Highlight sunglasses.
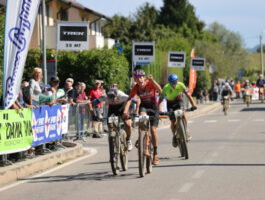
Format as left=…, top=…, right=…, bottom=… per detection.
left=107, top=93, right=116, bottom=99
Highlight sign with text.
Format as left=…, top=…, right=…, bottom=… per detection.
left=61, top=104, right=69, bottom=134
left=57, top=22, right=89, bottom=50
left=168, top=51, right=186, bottom=67
left=0, top=109, right=33, bottom=155
left=133, top=42, right=155, bottom=65
left=32, top=105, right=62, bottom=147
left=191, top=58, right=206, bottom=71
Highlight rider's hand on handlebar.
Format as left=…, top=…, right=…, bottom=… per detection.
left=122, top=113, right=130, bottom=119
left=190, top=106, right=197, bottom=111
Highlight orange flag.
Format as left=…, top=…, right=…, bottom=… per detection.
left=188, top=49, right=197, bottom=95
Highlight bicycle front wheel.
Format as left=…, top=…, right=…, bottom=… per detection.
left=146, top=133, right=153, bottom=174
left=120, top=129, right=128, bottom=171
left=138, top=130, right=146, bottom=177
left=109, top=135, right=120, bottom=175
left=179, top=119, right=189, bottom=159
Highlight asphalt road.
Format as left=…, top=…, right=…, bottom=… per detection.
left=1, top=100, right=265, bottom=200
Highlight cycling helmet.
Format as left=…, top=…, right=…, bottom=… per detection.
left=106, top=84, right=118, bottom=98
left=134, top=69, right=146, bottom=78
left=225, top=82, right=229, bottom=87
left=168, top=74, right=178, bottom=85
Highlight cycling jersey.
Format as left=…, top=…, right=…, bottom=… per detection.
left=129, top=80, right=156, bottom=106
left=256, top=78, right=265, bottom=88
left=161, top=82, right=186, bottom=103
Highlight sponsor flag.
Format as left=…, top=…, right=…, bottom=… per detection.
left=3, top=0, right=40, bottom=109
left=188, top=49, right=197, bottom=95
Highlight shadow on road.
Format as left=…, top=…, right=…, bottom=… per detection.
left=154, top=163, right=265, bottom=168
left=240, top=107, right=265, bottom=112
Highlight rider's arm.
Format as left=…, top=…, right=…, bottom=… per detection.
left=184, top=91, right=196, bottom=107
left=123, top=86, right=137, bottom=116
left=148, top=74, right=162, bottom=94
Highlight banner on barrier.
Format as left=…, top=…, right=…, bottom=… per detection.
left=32, top=105, right=62, bottom=147
left=0, top=109, right=33, bottom=155
left=61, top=104, right=69, bottom=134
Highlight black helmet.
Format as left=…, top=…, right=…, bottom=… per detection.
left=106, top=84, right=118, bottom=98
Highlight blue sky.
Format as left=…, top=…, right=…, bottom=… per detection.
left=79, top=0, right=265, bottom=49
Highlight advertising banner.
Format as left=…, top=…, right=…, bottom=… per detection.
left=132, top=42, right=155, bottom=65
left=61, top=104, right=69, bottom=134
left=3, top=0, right=40, bottom=109
left=32, top=105, right=62, bottom=147
left=188, top=49, right=197, bottom=95
left=57, top=22, right=89, bottom=51
left=0, top=109, right=33, bottom=155
left=168, top=51, right=186, bottom=68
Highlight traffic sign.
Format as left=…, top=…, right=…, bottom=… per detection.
left=168, top=51, right=186, bottom=67
left=191, top=58, right=206, bottom=71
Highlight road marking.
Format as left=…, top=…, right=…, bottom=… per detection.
left=253, top=119, right=265, bottom=122
left=228, top=119, right=240, bottom=122
left=204, top=120, right=217, bottom=123
left=192, top=170, right=205, bottom=179
left=0, top=148, right=97, bottom=193
left=188, top=120, right=193, bottom=124
left=178, top=183, right=194, bottom=193
left=211, top=152, right=219, bottom=157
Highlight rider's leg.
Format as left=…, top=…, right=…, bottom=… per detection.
left=170, top=119, right=177, bottom=134
left=124, top=119, right=132, bottom=140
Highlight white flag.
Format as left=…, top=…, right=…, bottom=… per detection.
left=3, top=0, right=40, bottom=109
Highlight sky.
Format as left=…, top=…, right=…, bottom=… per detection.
left=78, top=0, right=265, bottom=49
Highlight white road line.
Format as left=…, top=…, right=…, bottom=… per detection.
left=0, top=148, right=97, bottom=193
left=204, top=120, right=217, bottom=123
left=178, top=183, right=194, bottom=193
left=253, top=119, right=265, bottom=122
left=192, top=170, right=205, bottom=179
left=228, top=119, right=240, bottom=122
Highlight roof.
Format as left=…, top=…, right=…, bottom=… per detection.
left=59, top=0, right=112, bottom=21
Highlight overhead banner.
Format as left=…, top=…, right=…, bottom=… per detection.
left=168, top=51, right=186, bottom=68
left=32, top=105, right=63, bottom=147
left=191, top=58, right=206, bottom=71
left=3, top=0, right=40, bottom=109
left=57, top=21, right=89, bottom=51
left=0, top=109, right=33, bottom=155
left=132, top=42, right=155, bottom=65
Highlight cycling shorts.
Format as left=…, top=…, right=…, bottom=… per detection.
left=108, top=102, right=126, bottom=118
left=139, top=104, right=159, bottom=127
left=167, top=101, right=184, bottom=120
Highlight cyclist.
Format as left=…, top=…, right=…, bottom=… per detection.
left=158, top=74, right=197, bottom=147
left=123, top=69, right=162, bottom=165
left=91, top=84, right=139, bottom=151
left=220, top=82, right=233, bottom=109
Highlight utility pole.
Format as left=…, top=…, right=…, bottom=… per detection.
left=42, top=0, right=47, bottom=84
left=260, top=34, right=264, bottom=76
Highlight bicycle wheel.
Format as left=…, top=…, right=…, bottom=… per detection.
left=138, top=130, right=146, bottom=177
left=179, top=119, right=189, bottom=159
left=120, top=129, right=128, bottom=171
left=109, top=134, right=120, bottom=175
left=146, top=133, right=153, bottom=174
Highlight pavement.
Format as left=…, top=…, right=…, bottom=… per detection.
left=0, top=101, right=221, bottom=186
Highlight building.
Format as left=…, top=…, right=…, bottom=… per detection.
left=0, top=0, right=115, bottom=50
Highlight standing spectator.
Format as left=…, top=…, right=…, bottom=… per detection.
left=235, top=80, right=241, bottom=99
left=29, top=67, right=43, bottom=106
left=75, top=82, right=90, bottom=140
left=88, top=80, right=103, bottom=138
left=212, top=80, right=219, bottom=101
left=57, top=78, right=76, bottom=105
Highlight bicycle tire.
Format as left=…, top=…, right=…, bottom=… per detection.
left=109, top=135, right=120, bottom=175
left=179, top=119, right=189, bottom=159
left=120, top=129, right=128, bottom=171
left=138, top=130, right=146, bottom=177
left=146, top=133, right=153, bottom=174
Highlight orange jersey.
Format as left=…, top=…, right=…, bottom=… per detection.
left=235, top=83, right=241, bottom=92
left=130, top=80, right=156, bottom=105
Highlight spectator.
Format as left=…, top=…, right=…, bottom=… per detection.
left=235, top=80, right=241, bottom=99
left=88, top=80, right=103, bottom=138
left=57, top=78, right=76, bottom=105
left=212, top=80, right=219, bottom=101
left=29, top=67, right=43, bottom=106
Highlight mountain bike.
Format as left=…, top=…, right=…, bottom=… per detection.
left=104, top=115, right=128, bottom=175
left=133, top=114, right=154, bottom=178
left=222, top=96, right=229, bottom=116
left=160, top=108, right=195, bottom=160
left=259, top=87, right=264, bottom=103
left=245, top=88, right=251, bottom=107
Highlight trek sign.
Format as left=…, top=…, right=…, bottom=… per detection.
left=168, top=51, right=186, bottom=68
left=191, top=58, right=206, bottom=71
left=132, top=42, right=155, bottom=65
left=57, top=22, right=89, bottom=50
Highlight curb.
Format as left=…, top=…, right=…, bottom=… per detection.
left=158, top=102, right=221, bottom=128
left=0, top=143, right=85, bottom=186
